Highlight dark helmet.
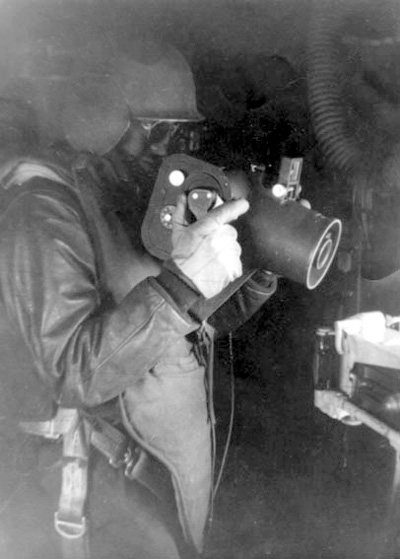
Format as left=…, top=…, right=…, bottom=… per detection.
left=112, top=40, right=203, bottom=122
left=62, top=40, right=202, bottom=155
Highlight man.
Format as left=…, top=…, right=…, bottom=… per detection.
left=0, top=39, right=277, bottom=559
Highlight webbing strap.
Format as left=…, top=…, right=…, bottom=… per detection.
left=19, top=407, right=145, bottom=559
left=20, top=408, right=91, bottom=559
left=55, top=415, right=89, bottom=538
left=85, top=414, right=132, bottom=468
left=0, top=158, right=73, bottom=191
left=54, top=411, right=90, bottom=559
left=19, top=409, right=140, bottom=471
left=59, top=533, right=91, bottom=559
left=19, top=407, right=78, bottom=440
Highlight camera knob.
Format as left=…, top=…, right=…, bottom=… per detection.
left=160, top=205, right=176, bottom=229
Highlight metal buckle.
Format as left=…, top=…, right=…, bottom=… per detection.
left=123, top=445, right=141, bottom=480
left=108, top=454, right=125, bottom=469
left=54, top=511, right=87, bottom=539
left=105, top=438, right=127, bottom=468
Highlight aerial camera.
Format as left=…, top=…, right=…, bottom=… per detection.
left=142, top=154, right=342, bottom=290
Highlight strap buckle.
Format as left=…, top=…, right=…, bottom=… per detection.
left=54, top=511, right=87, bottom=540
left=19, top=407, right=79, bottom=440
left=123, top=444, right=142, bottom=480
left=56, top=418, right=89, bottom=542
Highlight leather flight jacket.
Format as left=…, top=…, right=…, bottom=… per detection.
left=0, top=154, right=277, bottom=552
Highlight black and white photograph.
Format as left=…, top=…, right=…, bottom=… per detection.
left=0, top=1, right=400, bottom=558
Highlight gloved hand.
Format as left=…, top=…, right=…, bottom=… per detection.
left=171, top=194, right=249, bottom=299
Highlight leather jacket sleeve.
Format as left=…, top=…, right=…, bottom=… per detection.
left=187, top=267, right=277, bottom=338
left=0, top=181, right=201, bottom=410
left=208, top=270, right=277, bottom=338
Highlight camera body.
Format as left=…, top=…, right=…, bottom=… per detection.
left=142, top=154, right=232, bottom=260
left=141, top=154, right=342, bottom=290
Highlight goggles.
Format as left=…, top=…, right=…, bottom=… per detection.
left=139, top=120, right=180, bottom=144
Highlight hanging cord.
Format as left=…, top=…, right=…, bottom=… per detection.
left=212, top=331, right=236, bottom=500
left=207, top=324, right=217, bottom=532
left=203, top=330, right=236, bottom=558
left=195, top=321, right=217, bottom=533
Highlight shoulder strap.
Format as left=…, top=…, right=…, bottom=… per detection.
left=0, top=157, right=74, bottom=190
left=0, top=157, right=77, bottom=216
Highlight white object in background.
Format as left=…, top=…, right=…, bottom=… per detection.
left=334, top=311, right=387, bottom=354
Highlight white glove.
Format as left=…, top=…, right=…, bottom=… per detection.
left=171, top=194, right=249, bottom=299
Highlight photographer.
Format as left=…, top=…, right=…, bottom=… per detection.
left=0, top=39, right=276, bottom=559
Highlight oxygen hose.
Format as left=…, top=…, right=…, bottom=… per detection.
left=307, top=0, right=364, bottom=176
left=308, top=0, right=400, bottom=178
left=307, top=0, right=400, bottom=279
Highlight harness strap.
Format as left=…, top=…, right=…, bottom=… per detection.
left=82, top=413, right=142, bottom=477
left=55, top=413, right=89, bottom=539
left=19, top=408, right=143, bottom=559
left=20, top=409, right=142, bottom=473
left=21, top=408, right=90, bottom=559
left=19, top=407, right=78, bottom=440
